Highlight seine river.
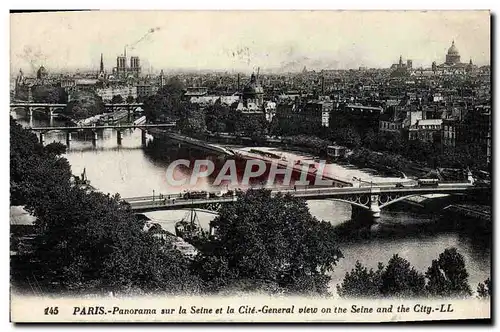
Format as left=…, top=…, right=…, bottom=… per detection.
left=12, top=110, right=491, bottom=294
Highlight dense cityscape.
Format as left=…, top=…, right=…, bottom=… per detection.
left=11, top=31, right=491, bottom=301
left=12, top=40, right=491, bottom=171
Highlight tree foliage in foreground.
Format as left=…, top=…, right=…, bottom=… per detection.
left=477, top=278, right=491, bottom=299
left=191, top=189, right=343, bottom=295
left=336, top=261, right=384, bottom=298
left=380, top=254, right=426, bottom=298
left=10, top=117, right=201, bottom=294
left=425, top=248, right=472, bottom=298
left=337, top=248, right=478, bottom=299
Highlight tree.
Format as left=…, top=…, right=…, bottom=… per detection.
left=362, top=128, right=377, bottom=149
left=30, top=187, right=202, bottom=294
left=425, top=248, right=472, bottom=298
left=192, top=189, right=343, bottom=295
left=404, top=140, right=434, bottom=164
left=477, top=278, right=491, bottom=299
left=142, top=77, right=186, bottom=122
left=31, top=85, right=68, bottom=104
left=380, top=254, right=426, bottom=298
left=378, top=132, right=404, bottom=154
left=126, top=95, right=135, bottom=104
left=10, top=117, right=203, bottom=295
left=177, top=108, right=207, bottom=138
left=239, top=114, right=268, bottom=138
left=205, top=101, right=230, bottom=133
left=337, top=127, right=361, bottom=148
left=337, top=249, right=478, bottom=299
left=111, top=94, right=124, bottom=104
left=66, top=91, right=105, bottom=120
left=44, top=142, right=67, bottom=156
left=337, top=261, right=384, bottom=298
left=10, top=117, right=72, bottom=206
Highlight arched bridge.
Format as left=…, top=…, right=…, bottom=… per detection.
left=27, top=123, right=176, bottom=147
left=123, top=184, right=489, bottom=221
left=10, top=102, right=144, bottom=116
left=10, top=102, right=68, bottom=116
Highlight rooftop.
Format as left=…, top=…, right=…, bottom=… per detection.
left=417, top=119, right=443, bottom=126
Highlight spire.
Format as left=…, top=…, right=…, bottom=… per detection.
left=399, top=55, right=403, bottom=65
left=159, top=69, right=165, bottom=87
left=100, top=53, right=104, bottom=72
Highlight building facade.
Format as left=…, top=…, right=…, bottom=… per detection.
left=113, top=52, right=141, bottom=79
left=408, top=119, right=443, bottom=143
left=96, top=85, right=138, bottom=101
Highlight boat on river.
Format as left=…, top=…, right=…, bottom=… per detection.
left=133, top=115, right=146, bottom=125
left=174, top=209, right=206, bottom=243
left=72, top=168, right=95, bottom=190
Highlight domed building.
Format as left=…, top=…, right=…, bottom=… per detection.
left=236, top=72, right=264, bottom=112
left=437, top=40, right=476, bottom=74
left=242, top=73, right=264, bottom=107
left=36, top=65, right=48, bottom=80
left=445, top=40, right=461, bottom=65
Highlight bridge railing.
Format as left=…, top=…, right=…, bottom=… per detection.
left=123, top=183, right=488, bottom=210
left=128, top=196, right=237, bottom=209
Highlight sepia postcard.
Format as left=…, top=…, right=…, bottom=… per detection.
left=9, top=10, right=491, bottom=323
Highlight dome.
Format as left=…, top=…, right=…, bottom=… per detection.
left=36, top=65, right=48, bottom=79
left=243, top=84, right=264, bottom=95
left=447, top=41, right=459, bottom=56
left=242, top=73, right=264, bottom=95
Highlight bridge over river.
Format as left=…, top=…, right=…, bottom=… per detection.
left=124, top=183, right=489, bottom=223
left=26, top=123, right=176, bottom=146
left=10, top=102, right=145, bottom=128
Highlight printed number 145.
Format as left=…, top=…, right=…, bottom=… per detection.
left=44, top=307, right=59, bottom=315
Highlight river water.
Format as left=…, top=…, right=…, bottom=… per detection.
left=11, top=110, right=491, bottom=294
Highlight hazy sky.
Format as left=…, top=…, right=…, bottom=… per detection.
left=10, top=10, right=490, bottom=74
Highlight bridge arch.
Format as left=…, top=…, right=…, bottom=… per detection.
left=378, top=192, right=463, bottom=209
left=32, top=107, right=49, bottom=113
left=11, top=107, right=26, bottom=113
left=183, top=208, right=220, bottom=216
left=323, top=198, right=370, bottom=210
left=51, top=106, right=66, bottom=112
